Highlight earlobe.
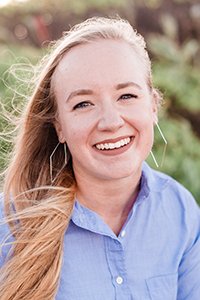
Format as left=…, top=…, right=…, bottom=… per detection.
left=54, top=120, right=65, bottom=143
left=152, top=90, right=158, bottom=126
left=153, top=114, right=158, bottom=126
left=153, top=105, right=158, bottom=125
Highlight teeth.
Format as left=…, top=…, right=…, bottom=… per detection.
left=96, top=137, right=131, bottom=150
left=109, top=143, right=115, bottom=149
left=105, top=143, right=109, bottom=149
left=115, top=141, right=121, bottom=148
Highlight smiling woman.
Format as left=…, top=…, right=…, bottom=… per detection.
left=0, top=16, right=200, bottom=300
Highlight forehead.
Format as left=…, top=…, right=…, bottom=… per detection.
left=53, top=39, right=147, bottom=91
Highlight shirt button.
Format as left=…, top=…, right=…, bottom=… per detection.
left=116, top=276, right=123, bottom=284
left=121, top=230, right=126, bottom=237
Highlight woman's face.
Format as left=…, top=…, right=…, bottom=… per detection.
left=53, top=39, right=158, bottom=183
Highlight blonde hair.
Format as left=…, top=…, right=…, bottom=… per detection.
left=1, top=16, right=160, bottom=299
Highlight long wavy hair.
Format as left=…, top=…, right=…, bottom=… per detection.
left=0, top=16, right=160, bottom=299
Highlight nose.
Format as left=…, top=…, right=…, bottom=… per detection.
left=97, top=104, right=124, bottom=132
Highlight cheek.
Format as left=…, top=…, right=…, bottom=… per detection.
left=129, top=108, right=154, bottom=147
left=128, top=107, right=154, bottom=130
left=63, top=119, right=88, bottom=151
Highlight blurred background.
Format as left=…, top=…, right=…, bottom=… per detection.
left=0, top=0, right=200, bottom=204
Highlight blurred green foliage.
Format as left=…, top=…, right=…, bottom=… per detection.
left=146, top=114, right=200, bottom=205
left=7, top=0, right=125, bottom=13
left=0, top=44, right=43, bottom=189
left=146, top=13, right=200, bottom=205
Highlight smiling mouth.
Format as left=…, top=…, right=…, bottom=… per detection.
left=95, top=137, right=132, bottom=150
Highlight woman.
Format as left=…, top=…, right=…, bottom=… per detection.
left=0, top=17, right=200, bottom=300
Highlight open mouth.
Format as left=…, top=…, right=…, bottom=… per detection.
left=95, top=137, right=132, bottom=151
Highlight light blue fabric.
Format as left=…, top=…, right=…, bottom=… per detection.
left=0, top=162, right=200, bottom=299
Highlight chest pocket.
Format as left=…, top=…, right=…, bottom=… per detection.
left=146, top=273, right=178, bottom=300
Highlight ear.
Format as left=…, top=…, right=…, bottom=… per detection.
left=152, top=90, right=158, bottom=126
left=54, top=120, right=65, bottom=143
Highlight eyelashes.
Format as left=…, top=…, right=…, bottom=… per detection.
left=73, top=101, right=92, bottom=110
left=73, top=94, right=139, bottom=110
left=120, top=93, right=138, bottom=99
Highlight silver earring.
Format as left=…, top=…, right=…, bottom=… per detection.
left=150, top=123, right=167, bottom=168
left=50, top=142, right=68, bottom=183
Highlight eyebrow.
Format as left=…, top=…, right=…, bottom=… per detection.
left=66, top=82, right=142, bottom=103
left=66, top=89, right=94, bottom=103
left=115, top=82, right=142, bottom=90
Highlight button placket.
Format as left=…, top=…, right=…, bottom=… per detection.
left=104, top=236, right=132, bottom=299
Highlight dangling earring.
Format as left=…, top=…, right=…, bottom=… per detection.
left=150, top=123, right=167, bottom=168
left=50, top=142, right=68, bottom=183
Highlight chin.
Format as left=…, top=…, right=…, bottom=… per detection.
left=100, top=166, right=142, bottom=181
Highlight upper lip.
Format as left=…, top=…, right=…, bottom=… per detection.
left=93, top=135, right=133, bottom=145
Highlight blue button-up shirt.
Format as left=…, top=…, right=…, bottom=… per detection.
left=1, top=162, right=200, bottom=299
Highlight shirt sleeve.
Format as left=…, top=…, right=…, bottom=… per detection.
left=177, top=191, right=200, bottom=300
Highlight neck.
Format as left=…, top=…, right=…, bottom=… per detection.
left=75, top=170, right=141, bottom=236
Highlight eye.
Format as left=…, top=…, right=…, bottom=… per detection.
left=120, top=94, right=138, bottom=100
left=73, top=101, right=92, bottom=110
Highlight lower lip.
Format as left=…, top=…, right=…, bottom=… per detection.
left=93, top=137, right=134, bottom=156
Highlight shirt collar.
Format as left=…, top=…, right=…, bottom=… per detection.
left=71, top=162, right=171, bottom=236
left=141, top=161, right=172, bottom=193
left=71, top=198, right=116, bottom=238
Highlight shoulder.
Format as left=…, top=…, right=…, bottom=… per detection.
left=0, top=193, right=13, bottom=267
left=0, top=193, right=7, bottom=226
left=143, top=161, right=198, bottom=204
left=142, top=162, right=200, bottom=236
left=142, top=162, right=200, bottom=223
